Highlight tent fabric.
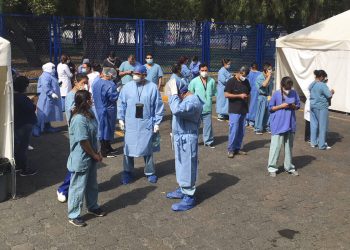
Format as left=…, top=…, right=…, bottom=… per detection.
left=276, top=10, right=350, bottom=113
left=0, top=37, right=14, bottom=163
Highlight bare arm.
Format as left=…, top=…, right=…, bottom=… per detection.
left=158, top=77, right=163, bottom=90
left=224, top=92, right=248, bottom=100
left=271, top=102, right=289, bottom=112
left=262, top=73, right=272, bottom=88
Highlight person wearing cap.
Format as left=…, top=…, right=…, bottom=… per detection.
left=117, top=65, right=164, bottom=184
left=119, top=54, right=140, bottom=85
left=144, top=52, right=163, bottom=89
left=224, top=66, right=251, bottom=158
left=34, top=62, right=63, bottom=136
left=92, top=67, right=119, bottom=158
left=78, top=58, right=90, bottom=74
left=188, top=63, right=217, bottom=148
left=166, top=78, right=203, bottom=211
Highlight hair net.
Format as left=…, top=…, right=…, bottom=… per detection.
left=102, top=67, right=118, bottom=78
left=134, top=65, right=147, bottom=75
left=82, top=58, right=90, bottom=64
left=42, top=62, right=55, bottom=74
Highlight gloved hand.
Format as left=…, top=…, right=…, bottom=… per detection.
left=168, top=79, right=178, bottom=95
left=51, top=93, right=59, bottom=99
left=153, top=124, right=159, bottom=133
left=119, top=120, right=125, bottom=131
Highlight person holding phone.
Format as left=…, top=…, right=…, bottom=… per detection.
left=117, top=65, right=165, bottom=184
left=267, top=76, right=300, bottom=177
left=119, top=54, right=140, bottom=85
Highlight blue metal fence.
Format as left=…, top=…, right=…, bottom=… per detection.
left=0, top=14, right=290, bottom=77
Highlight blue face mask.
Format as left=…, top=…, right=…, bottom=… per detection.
left=81, top=68, right=87, bottom=74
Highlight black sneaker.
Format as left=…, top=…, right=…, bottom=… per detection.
left=68, top=217, right=87, bottom=227
left=106, top=151, right=118, bottom=158
left=204, top=143, right=215, bottom=149
left=88, top=208, right=106, bottom=217
left=20, top=168, right=37, bottom=177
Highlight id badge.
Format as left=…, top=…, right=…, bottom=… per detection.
left=267, top=96, right=271, bottom=101
left=135, top=103, right=144, bottom=118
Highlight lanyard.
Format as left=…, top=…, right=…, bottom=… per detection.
left=200, top=77, right=207, bottom=91
left=136, top=83, right=144, bottom=102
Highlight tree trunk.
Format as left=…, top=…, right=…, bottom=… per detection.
left=92, top=0, right=110, bottom=61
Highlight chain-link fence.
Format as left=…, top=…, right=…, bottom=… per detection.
left=0, top=14, right=298, bottom=78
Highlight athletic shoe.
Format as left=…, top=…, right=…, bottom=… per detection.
left=68, top=218, right=86, bottom=227
left=166, top=187, right=184, bottom=199
left=87, top=208, right=106, bottom=217
left=269, top=172, right=277, bottom=177
left=217, top=117, right=225, bottom=122
left=57, top=191, right=67, bottom=203
left=19, top=168, right=37, bottom=177
left=147, top=174, right=158, bottom=183
left=171, top=195, right=196, bottom=211
left=255, top=131, right=263, bottom=135
left=204, top=143, right=215, bottom=149
left=234, top=150, right=247, bottom=155
left=289, top=171, right=299, bottom=176
left=310, top=144, right=317, bottom=148
left=227, top=152, right=234, bottom=158
left=106, top=151, right=118, bottom=158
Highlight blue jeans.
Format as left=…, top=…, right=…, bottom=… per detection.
left=227, top=114, right=246, bottom=152
left=14, top=124, right=33, bottom=171
left=310, top=107, right=328, bottom=149
left=67, top=163, right=99, bottom=219
left=201, top=113, right=214, bottom=145
left=58, top=171, right=72, bottom=197
left=254, top=95, right=270, bottom=132
left=123, top=154, right=155, bottom=175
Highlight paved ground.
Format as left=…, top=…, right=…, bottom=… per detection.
left=1, top=104, right=350, bottom=250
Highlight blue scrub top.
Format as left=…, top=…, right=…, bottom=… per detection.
left=65, top=90, right=76, bottom=122
left=309, top=81, right=332, bottom=109
left=67, top=114, right=98, bottom=172
left=145, top=63, right=163, bottom=84
left=256, top=73, right=274, bottom=95
left=119, top=61, right=140, bottom=85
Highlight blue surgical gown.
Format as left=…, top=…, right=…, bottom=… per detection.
left=169, top=94, right=203, bottom=189
left=36, top=72, right=63, bottom=130
left=189, top=61, right=200, bottom=78
left=170, top=73, right=188, bottom=87
left=246, top=71, right=261, bottom=122
left=181, top=64, right=191, bottom=84
left=119, top=61, right=141, bottom=85
left=117, top=80, right=164, bottom=157
left=216, top=66, right=231, bottom=115
left=145, top=63, right=163, bottom=85
left=92, top=78, right=119, bottom=141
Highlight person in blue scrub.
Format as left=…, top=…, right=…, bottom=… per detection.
left=117, top=65, right=165, bottom=184
left=216, top=58, right=232, bottom=121
left=119, top=54, right=140, bottom=85
left=267, top=76, right=300, bottom=177
left=178, top=55, right=191, bottom=84
left=35, top=62, right=63, bottom=136
left=254, top=62, right=274, bottom=135
left=170, top=63, right=187, bottom=87
left=92, top=67, right=119, bottom=158
left=57, top=74, right=89, bottom=203
left=67, top=90, right=106, bottom=227
left=224, top=66, right=251, bottom=158
left=245, top=62, right=261, bottom=127
left=166, top=78, right=203, bottom=211
left=144, top=52, right=163, bottom=89
left=309, top=70, right=334, bottom=150
left=189, top=56, right=201, bottom=78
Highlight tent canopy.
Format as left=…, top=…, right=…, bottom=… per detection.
left=275, top=10, right=350, bottom=113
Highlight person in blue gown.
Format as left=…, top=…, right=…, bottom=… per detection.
left=166, top=78, right=203, bottom=211
left=117, top=65, right=165, bottom=184
left=144, top=52, right=163, bottom=89
left=216, top=58, right=232, bottom=121
left=35, top=62, right=63, bottom=136
left=245, top=63, right=261, bottom=127
left=178, top=56, right=191, bottom=84
left=189, top=56, right=201, bottom=78
left=92, top=67, right=119, bottom=158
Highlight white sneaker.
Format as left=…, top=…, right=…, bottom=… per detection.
left=28, top=145, right=34, bottom=150
left=57, top=191, right=67, bottom=203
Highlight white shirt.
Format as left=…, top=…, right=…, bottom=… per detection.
left=57, top=63, right=73, bottom=97
left=87, top=71, right=100, bottom=93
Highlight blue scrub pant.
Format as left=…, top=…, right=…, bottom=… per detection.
left=310, top=107, right=329, bottom=149
left=68, top=163, right=99, bottom=219
left=227, top=114, right=246, bottom=153
left=254, top=95, right=270, bottom=132
left=61, top=96, right=66, bottom=112
left=267, top=132, right=295, bottom=173
left=123, top=154, right=155, bottom=176
left=174, top=134, right=198, bottom=196
left=201, top=113, right=214, bottom=145
left=58, top=171, right=72, bottom=196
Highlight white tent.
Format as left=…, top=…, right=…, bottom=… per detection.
left=275, top=10, right=350, bottom=113
left=0, top=37, right=16, bottom=197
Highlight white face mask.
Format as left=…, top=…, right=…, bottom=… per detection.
left=146, top=59, right=153, bottom=64
left=239, top=76, right=246, bottom=81
left=283, top=89, right=290, bottom=95
left=200, top=71, right=208, bottom=78
left=133, top=75, right=141, bottom=82
left=84, top=84, right=88, bottom=91
left=225, top=64, right=231, bottom=70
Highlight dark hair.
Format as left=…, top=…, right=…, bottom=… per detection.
left=75, top=74, right=89, bottom=83
left=314, top=69, right=327, bottom=79
left=281, top=76, right=294, bottom=101
left=92, top=63, right=102, bottom=73
left=128, top=54, right=136, bottom=59
left=199, top=63, right=208, bottom=70
left=192, top=56, right=198, bottom=62
left=146, top=52, right=153, bottom=58
left=239, top=66, right=250, bottom=76
left=222, top=58, right=231, bottom=66
left=171, top=63, right=182, bottom=74
left=178, top=56, right=188, bottom=65
left=70, top=90, right=94, bottom=124
left=109, top=51, right=116, bottom=58
left=251, top=62, right=258, bottom=70
left=84, top=63, right=92, bottom=70
left=13, top=76, right=29, bottom=93
left=263, top=62, right=272, bottom=72
left=61, top=54, right=68, bottom=63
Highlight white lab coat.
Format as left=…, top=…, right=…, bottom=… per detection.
left=57, top=63, right=73, bottom=97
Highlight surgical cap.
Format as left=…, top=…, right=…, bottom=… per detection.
left=134, top=65, right=147, bottom=75
left=42, top=62, right=55, bottom=74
